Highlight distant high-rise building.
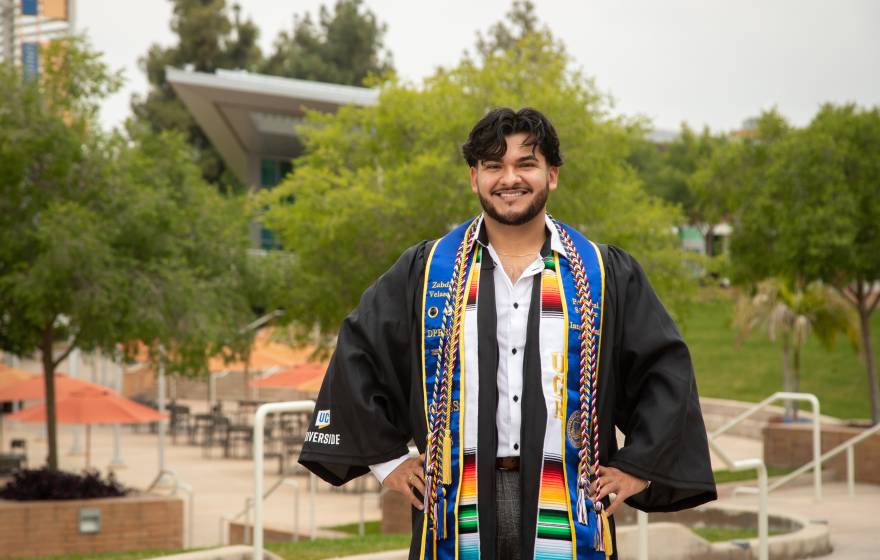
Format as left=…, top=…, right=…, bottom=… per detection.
left=0, top=0, right=76, bottom=78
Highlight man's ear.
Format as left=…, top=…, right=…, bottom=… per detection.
left=470, top=166, right=479, bottom=194
left=548, top=166, right=559, bottom=192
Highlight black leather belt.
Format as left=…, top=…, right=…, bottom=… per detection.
left=495, top=457, right=520, bottom=471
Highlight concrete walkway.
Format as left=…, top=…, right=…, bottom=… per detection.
left=719, top=481, right=880, bottom=559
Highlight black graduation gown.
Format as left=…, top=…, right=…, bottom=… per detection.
left=298, top=240, right=717, bottom=558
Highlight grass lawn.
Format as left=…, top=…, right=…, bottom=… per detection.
left=683, top=288, right=879, bottom=420
left=22, top=551, right=196, bottom=560
left=266, top=533, right=410, bottom=560
left=712, top=466, right=793, bottom=484
left=692, top=526, right=782, bottom=542
left=263, top=520, right=408, bottom=560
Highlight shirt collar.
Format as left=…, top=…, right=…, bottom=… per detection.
left=475, top=212, right=568, bottom=258
left=544, top=213, right=567, bottom=257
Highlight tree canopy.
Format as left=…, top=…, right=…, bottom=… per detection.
left=260, top=0, right=392, bottom=85
left=261, top=25, right=693, bottom=337
left=0, top=38, right=264, bottom=468
left=729, top=104, right=880, bottom=422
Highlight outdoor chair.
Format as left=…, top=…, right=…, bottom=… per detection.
left=168, top=402, right=191, bottom=444
left=0, top=453, right=24, bottom=476
left=9, top=439, right=26, bottom=467
left=276, top=433, right=306, bottom=475
left=201, top=414, right=230, bottom=458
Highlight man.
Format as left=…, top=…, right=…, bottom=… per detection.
left=299, top=108, right=716, bottom=560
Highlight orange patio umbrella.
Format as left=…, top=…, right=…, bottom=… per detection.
left=0, top=364, right=38, bottom=449
left=207, top=330, right=310, bottom=373
left=250, top=362, right=327, bottom=392
left=8, top=387, right=166, bottom=467
left=0, top=364, right=35, bottom=391
left=0, top=372, right=104, bottom=402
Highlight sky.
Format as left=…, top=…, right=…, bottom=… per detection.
left=77, top=0, right=880, bottom=134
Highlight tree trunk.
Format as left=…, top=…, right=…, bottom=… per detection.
left=792, top=348, right=801, bottom=421
left=782, top=335, right=795, bottom=420
left=704, top=225, right=715, bottom=257
left=40, top=328, right=59, bottom=471
left=855, top=282, right=879, bottom=424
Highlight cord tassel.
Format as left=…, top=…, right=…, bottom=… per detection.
left=441, top=429, right=452, bottom=484
left=594, top=503, right=605, bottom=552
left=576, top=485, right=589, bottom=525
left=434, top=488, right=447, bottom=540
left=602, top=508, right=613, bottom=558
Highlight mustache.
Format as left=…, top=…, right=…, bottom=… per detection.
left=491, top=184, right=532, bottom=193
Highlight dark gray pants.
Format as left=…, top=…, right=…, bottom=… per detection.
left=496, top=469, right=521, bottom=560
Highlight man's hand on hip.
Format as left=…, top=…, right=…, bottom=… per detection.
left=382, top=453, right=425, bottom=510
left=591, top=465, right=650, bottom=516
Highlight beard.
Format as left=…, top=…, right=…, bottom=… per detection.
left=478, top=181, right=550, bottom=226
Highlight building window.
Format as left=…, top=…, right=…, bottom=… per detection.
left=258, top=159, right=293, bottom=250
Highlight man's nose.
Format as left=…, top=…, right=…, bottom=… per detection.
left=500, top=165, right=520, bottom=186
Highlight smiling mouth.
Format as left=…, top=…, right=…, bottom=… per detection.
left=494, top=188, right=530, bottom=200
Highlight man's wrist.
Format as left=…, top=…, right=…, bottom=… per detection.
left=369, top=454, right=410, bottom=484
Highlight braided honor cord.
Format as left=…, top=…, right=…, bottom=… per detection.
left=425, top=218, right=479, bottom=540
left=552, top=219, right=604, bottom=544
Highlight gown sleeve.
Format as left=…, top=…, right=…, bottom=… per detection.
left=602, top=245, right=717, bottom=512
left=298, top=241, right=431, bottom=486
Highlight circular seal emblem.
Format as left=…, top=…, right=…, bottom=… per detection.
left=428, top=306, right=439, bottom=318
left=566, top=412, right=584, bottom=448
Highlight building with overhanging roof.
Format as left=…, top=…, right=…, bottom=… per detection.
left=166, top=67, right=378, bottom=248
left=166, top=67, right=378, bottom=189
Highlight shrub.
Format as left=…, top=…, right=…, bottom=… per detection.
left=0, top=468, right=131, bottom=501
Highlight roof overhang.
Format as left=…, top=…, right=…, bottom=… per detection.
left=166, top=67, right=378, bottom=185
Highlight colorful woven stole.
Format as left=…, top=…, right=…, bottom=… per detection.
left=421, top=215, right=608, bottom=560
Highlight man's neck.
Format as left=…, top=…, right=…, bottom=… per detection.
left=483, top=211, right=547, bottom=257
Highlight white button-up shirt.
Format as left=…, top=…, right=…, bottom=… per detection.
left=370, top=215, right=567, bottom=483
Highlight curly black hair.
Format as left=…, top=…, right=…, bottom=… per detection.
left=461, top=107, right=563, bottom=168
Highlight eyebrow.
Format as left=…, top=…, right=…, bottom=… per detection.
left=480, top=154, right=539, bottom=166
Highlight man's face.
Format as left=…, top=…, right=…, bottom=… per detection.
left=470, top=132, right=559, bottom=226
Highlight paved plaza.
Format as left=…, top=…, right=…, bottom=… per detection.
left=2, top=398, right=381, bottom=548
left=2, top=399, right=878, bottom=558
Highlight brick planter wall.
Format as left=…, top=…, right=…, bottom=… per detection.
left=381, top=488, right=413, bottom=535
left=0, top=493, right=183, bottom=559
left=763, top=422, right=880, bottom=484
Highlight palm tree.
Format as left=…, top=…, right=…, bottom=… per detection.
left=734, top=278, right=859, bottom=420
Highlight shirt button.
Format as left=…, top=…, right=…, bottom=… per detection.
left=512, top=348, right=517, bottom=355
left=513, top=302, right=519, bottom=309
left=513, top=395, right=519, bottom=403
left=513, top=443, right=519, bottom=451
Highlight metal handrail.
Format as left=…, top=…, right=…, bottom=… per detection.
left=219, top=473, right=315, bottom=544
left=146, top=469, right=195, bottom=548
left=252, top=400, right=316, bottom=560
left=700, top=392, right=820, bottom=560
left=711, top=391, right=822, bottom=501
left=735, top=420, right=880, bottom=498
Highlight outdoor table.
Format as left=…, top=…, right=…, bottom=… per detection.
left=235, top=399, right=268, bottom=425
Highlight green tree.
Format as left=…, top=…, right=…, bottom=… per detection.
left=0, top=39, right=258, bottom=469
left=131, top=0, right=261, bottom=193
left=731, top=104, right=880, bottom=423
left=260, top=26, right=693, bottom=337
left=734, top=279, right=858, bottom=419
left=473, top=1, right=546, bottom=60
left=260, top=0, right=392, bottom=85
